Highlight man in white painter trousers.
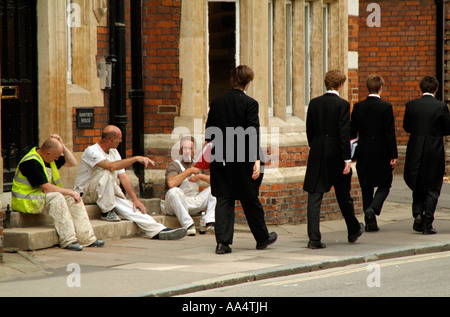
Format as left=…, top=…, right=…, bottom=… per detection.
left=161, top=136, right=216, bottom=236
left=74, top=125, right=187, bottom=240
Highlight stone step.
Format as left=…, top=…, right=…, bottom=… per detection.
left=7, top=198, right=164, bottom=228
left=3, top=198, right=202, bottom=251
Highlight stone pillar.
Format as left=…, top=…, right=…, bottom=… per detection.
left=37, top=0, right=71, bottom=144
left=175, top=0, right=208, bottom=134
left=239, top=0, right=269, bottom=127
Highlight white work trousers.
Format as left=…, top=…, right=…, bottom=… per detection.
left=161, top=186, right=216, bottom=228
left=83, top=168, right=165, bottom=238
left=43, top=192, right=97, bottom=248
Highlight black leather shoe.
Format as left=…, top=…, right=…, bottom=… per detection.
left=88, top=240, right=105, bottom=247
left=65, top=242, right=83, bottom=251
left=348, top=223, right=364, bottom=243
left=215, top=243, right=232, bottom=254
left=413, top=215, right=423, bottom=232
left=307, top=240, right=326, bottom=249
left=364, top=207, right=379, bottom=232
left=422, top=228, right=437, bottom=235
left=256, top=232, right=278, bottom=250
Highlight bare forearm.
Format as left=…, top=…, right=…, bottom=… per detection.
left=62, top=145, right=78, bottom=167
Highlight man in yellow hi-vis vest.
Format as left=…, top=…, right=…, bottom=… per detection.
left=12, top=135, right=104, bottom=251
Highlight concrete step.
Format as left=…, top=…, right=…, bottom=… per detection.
left=3, top=198, right=201, bottom=251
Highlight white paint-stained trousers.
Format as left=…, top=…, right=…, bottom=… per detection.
left=161, top=186, right=216, bottom=228
left=43, top=192, right=97, bottom=248
left=82, top=169, right=166, bottom=238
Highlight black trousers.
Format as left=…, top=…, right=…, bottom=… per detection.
left=412, top=180, right=443, bottom=229
left=307, top=171, right=360, bottom=242
left=361, top=173, right=393, bottom=215
left=215, top=196, right=270, bottom=245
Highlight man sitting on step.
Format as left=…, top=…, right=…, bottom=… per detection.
left=161, top=136, right=216, bottom=236
left=12, top=134, right=104, bottom=251
left=74, top=125, right=187, bottom=240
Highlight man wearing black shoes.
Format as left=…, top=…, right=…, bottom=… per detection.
left=403, top=76, right=450, bottom=234
left=351, top=74, right=398, bottom=232
left=304, top=70, right=363, bottom=249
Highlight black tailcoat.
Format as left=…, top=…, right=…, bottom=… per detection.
left=403, top=95, right=450, bottom=191
left=303, top=93, right=351, bottom=193
left=350, top=96, right=398, bottom=187
left=205, top=89, right=263, bottom=199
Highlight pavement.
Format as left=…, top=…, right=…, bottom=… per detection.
left=1, top=174, right=450, bottom=298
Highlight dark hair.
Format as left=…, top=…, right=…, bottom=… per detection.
left=366, top=74, right=385, bottom=94
left=324, top=70, right=346, bottom=91
left=231, top=65, right=254, bottom=90
left=419, top=76, right=439, bottom=94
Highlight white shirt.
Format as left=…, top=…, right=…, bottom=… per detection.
left=368, top=94, right=381, bottom=98
left=74, top=143, right=125, bottom=193
left=326, top=90, right=340, bottom=96
left=422, top=93, right=435, bottom=97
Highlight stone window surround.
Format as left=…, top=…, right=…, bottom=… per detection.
left=176, top=0, right=349, bottom=137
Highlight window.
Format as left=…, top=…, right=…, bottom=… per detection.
left=305, top=2, right=312, bottom=112
left=286, top=0, right=293, bottom=116
left=268, top=0, right=274, bottom=117
left=323, top=3, right=329, bottom=86
left=66, top=0, right=74, bottom=84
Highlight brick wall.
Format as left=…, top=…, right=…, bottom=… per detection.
left=0, top=210, right=4, bottom=263
left=358, top=0, right=437, bottom=147
left=141, top=0, right=182, bottom=135
left=445, top=4, right=450, bottom=176
left=236, top=178, right=363, bottom=225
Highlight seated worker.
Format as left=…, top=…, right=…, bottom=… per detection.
left=12, top=135, right=104, bottom=251
left=161, top=136, right=216, bottom=236
left=74, top=125, right=187, bottom=240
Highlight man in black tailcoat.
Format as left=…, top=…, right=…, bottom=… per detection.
left=350, top=74, right=398, bottom=232
left=205, top=65, right=277, bottom=254
left=303, top=69, right=363, bottom=249
left=403, top=76, right=450, bottom=234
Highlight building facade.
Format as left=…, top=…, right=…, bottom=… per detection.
left=0, top=0, right=447, bottom=224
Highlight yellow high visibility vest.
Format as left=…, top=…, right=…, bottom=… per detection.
left=11, top=147, right=63, bottom=214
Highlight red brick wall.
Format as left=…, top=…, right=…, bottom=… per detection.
left=141, top=0, right=182, bottom=135
left=73, top=0, right=183, bottom=154
left=358, top=0, right=437, bottom=147
left=235, top=178, right=363, bottom=225
left=0, top=210, right=4, bottom=263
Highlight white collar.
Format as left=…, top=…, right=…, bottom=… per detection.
left=326, top=90, right=340, bottom=96
left=422, top=93, right=434, bottom=97
left=368, top=94, right=381, bottom=98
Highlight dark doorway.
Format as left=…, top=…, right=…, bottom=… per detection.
left=0, top=0, right=38, bottom=191
left=208, top=1, right=237, bottom=103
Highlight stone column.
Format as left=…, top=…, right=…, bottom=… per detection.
left=175, top=0, right=208, bottom=135
left=239, top=0, right=269, bottom=127
left=37, top=0, right=70, bottom=144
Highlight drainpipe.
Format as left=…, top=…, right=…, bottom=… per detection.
left=435, top=0, right=445, bottom=102
left=129, top=0, right=145, bottom=197
left=108, top=0, right=127, bottom=157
